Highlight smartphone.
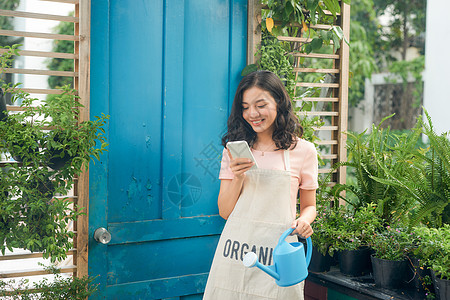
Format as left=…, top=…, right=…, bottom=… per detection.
left=226, top=141, right=258, bottom=170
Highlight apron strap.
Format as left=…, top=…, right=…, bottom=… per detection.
left=284, top=150, right=291, bottom=172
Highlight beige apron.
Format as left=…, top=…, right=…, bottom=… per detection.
left=203, top=150, right=304, bottom=300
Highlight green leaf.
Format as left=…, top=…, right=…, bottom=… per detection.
left=323, top=0, right=338, bottom=17
left=332, top=26, right=349, bottom=45
left=285, top=1, right=294, bottom=17
left=311, top=38, right=323, bottom=50
left=241, top=64, right=258, bottom=76
left=304, top=44, right=313, bottom=54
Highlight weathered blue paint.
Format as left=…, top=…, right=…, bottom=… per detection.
left=89, top=0, right=247, bottom=298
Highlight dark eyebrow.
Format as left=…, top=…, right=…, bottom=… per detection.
left=242, top=99, right=267, bottom=105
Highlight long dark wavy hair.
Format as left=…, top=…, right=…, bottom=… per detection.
left=222, top=70, right=302, bottom=150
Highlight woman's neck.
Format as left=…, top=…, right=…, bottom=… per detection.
left=256, top=131, right=274, bottom=146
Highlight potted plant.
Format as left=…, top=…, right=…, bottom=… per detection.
left=413, top=225, right=450, bottom=300
left=0, top=45, right=109, bottom=261
left=327, top=203, right=381, bottom=276
left=310, top=201, right=335, bottom=272
left=370, top=110, right=449, bottom=228
left=330, top=115, right=419, bottom=226
left=369, top=225, right=414, bottom=289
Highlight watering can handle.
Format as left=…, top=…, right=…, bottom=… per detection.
left=279, top=228, right=313, bottom=267
left=278, top=227, right=295, bottom=244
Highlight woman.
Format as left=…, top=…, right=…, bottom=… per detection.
left=203, top=70, right=318, bottom=299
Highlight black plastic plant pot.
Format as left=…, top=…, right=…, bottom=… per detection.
left=371, top=255, right=408, bottom=289
left=339, top=247, right=372, bottom=276
left=23, top=177, right=55, bottom=203
left=409, top=256, right=434, bottom=293
left=48, top=152, right=74, bottom=170
left=0, top=88, right=7, bottom=122
left=46, top=134, right=76, bottom=170
left=431, top=270, right=450, bottom=300
left=309, top=247, right=333, bottom=273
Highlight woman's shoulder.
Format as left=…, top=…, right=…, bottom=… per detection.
left=291, top=137, right=317, bottom=154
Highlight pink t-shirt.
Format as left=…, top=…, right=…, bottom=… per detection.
left=219, top=138, right=319, bottom=215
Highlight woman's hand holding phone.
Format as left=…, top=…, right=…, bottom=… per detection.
left=227, top=148, right=255, bottom=178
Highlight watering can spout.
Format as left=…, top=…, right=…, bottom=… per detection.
left=243, top=252, right=280, bottom=281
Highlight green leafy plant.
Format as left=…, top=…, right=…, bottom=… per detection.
left=413, top=225, right=450, bottom=280
left=261, top=0, right=350, bottom=54
left=0, top=45, right=109, bottom=261
left=369, top=225, right=414, bottom=261
left=326, top=203, right=381, bottom=255
left=370, top=110, right=450, bottom=228
left=254, top=31, right=296, bottom=98
left=330, top=114, right=421, bottom=225
left=0, top=265, right=98, bottom=299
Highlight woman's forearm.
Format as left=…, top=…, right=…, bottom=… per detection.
left=298, top=205, right=317, bottom=224
left=217, top=176, right=245, bottom=220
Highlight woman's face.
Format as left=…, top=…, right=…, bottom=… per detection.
left=241, top=86, right=277, bottom=136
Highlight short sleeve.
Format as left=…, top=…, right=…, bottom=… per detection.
left=219, top=148, right=234, bottom=180
left=299, top=142, right=319, bottom=190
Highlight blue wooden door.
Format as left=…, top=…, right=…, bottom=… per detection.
left=89, top=1, right=247, bottom=299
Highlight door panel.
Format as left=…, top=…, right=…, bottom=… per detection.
left=89, top=0, right=247, bottom=298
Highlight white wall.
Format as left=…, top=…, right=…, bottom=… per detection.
left=423, top=0, right=450, bottom=135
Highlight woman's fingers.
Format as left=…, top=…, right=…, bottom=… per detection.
left=229, top=158, right=254, bottom=177
left=291, top=218, right=314, bottom=238
left=231, top=162, right=254, bottom=176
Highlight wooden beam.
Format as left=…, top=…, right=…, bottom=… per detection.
left=0, top=48, right=77, bottom=59
left=75, top=0, right=90, bottom=279
left=291, top=52, right=340, bottom=59
left=247, top=0, right=262, bottom=65
left=296, top=82, right=339, bottom=88
left=278, top=36, right=335, bottom=45
left=295, top=97, right=339, bottom=102
left=297, top=111, right=339, bottom=117
left=294, top=68, right=339, bottom=74
left=0, top=250, right=76, bottom=261
left=8, top=88, right=71, bottom=95
left=3, top=68, right=78, bottom=77
left=0, top=29, right=78, bottom=41
left=0, top=266, right=76, bottom=279
left=0, top=9, right=79, bottom=22
left=337, top=1, right=350, bottom=187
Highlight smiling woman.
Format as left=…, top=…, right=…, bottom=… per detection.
left=203, top=70, right=318, bottom=300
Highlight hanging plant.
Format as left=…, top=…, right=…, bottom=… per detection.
left=0, top=45, right=109, bottom=261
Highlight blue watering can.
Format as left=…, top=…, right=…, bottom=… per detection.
left=242, top=228, right=312, bottom=287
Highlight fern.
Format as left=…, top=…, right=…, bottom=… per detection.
left=331, top=114, right=416, bottom=224
left=370, top=109, right=449, bottom=228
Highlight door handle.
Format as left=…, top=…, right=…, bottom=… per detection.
left=94, top=227, right=111, bottom=244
